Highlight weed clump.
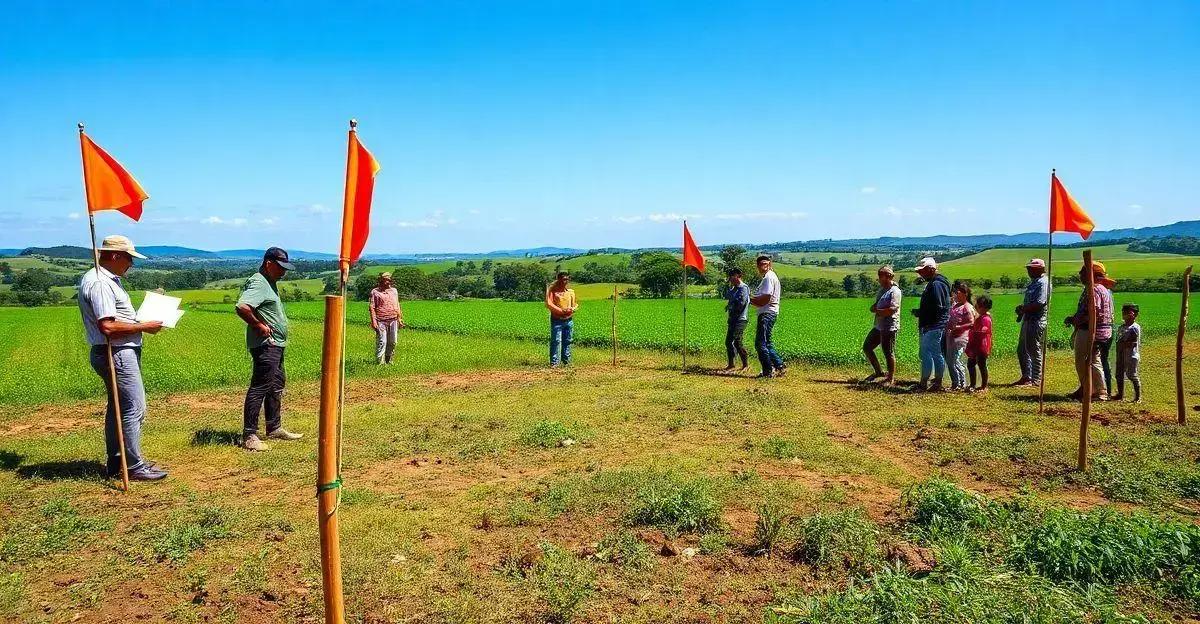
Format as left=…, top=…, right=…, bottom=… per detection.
left=625, top=471, right=722, bottom=535
left=520, top=420, right=580, bottom=449
left=0, top=499, right=111, bottom=563
left=151, top=506, right=235, bottom=563
left=595, top=530, right=653, bottom=571
left=529, top=543, right=595, bottom=623
left=751, top=502, right=791, bottom=557
left=792, top=509, right=883, bottom=574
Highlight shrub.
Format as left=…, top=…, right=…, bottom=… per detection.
left=595, top=530, right=653, bottom=571
left=151, top=506, right=235, bottom=563
left=761, top=436, right=799, bottom=460
left=530, top=543, right=596, bottom=623
left=625, top=472, right=722, bottom=535
left=520, top=420, right=577, bottom=449
left=751, top=502, right=791, bottom=556
left=792, top=509, right=883, bottom=574
left=901, top=477, right=992, bottom=535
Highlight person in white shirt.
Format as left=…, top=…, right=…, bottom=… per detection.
left=749, top=255, right=786, bottom=378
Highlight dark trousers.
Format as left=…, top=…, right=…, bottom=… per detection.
left=1096, top=337, right=1113, bottom=396
left=968, top=355, right=989, bottom=388
left=754, top=313, right=785, bottom=374
left=725, top=318, right=748, bottom=367
left=244, top=345, right=286, bottom=436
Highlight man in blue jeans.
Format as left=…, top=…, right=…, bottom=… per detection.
left=78, top=235, right=167, bottom=482
left=911, top=257, right=951, bottom=391
left=545, top=271, right=578, bottom=367
left=750, top=255, right=786, bottom=378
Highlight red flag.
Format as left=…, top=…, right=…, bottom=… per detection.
left=1049, top=172, right=1094, bottom=240
left=339, top=128, right=381, bottom=266
left=682, top=222, right=705, bottom=272
left=80, top=133, right=148, bottom=221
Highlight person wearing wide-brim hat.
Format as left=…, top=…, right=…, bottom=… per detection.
left=369, top=271, right=403, bottom=365
left=235, top=247, right=303, bottom=451
left=78, top=235, right=168, bottom=481
left=1013, top=258, right=1050, bottom=387
left=1063, top=260, right=1115, bottom=401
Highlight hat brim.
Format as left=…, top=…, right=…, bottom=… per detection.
left=275, top=260, right=295, bottom=270
left=129, top=250, right=148, bottom=259
left=101, top=247, right=147, bottom=259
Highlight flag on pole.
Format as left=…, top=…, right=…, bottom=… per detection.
left=682, top=222, right=705, bottom=272
left=339, top=127, right=381, bottom=266
left=80, top=133, right=148, bottom=221
left=1050, top=172, right=1094, bottom=240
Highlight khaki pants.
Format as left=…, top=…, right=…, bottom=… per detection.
left=1072, top=330, right=1107, bottom=398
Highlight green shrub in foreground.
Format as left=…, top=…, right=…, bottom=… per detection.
left=530, top=543, right=596, bottom=623
left=625, top=471, right=723, bottom=535
left=792, top=508, right=883, bottom=575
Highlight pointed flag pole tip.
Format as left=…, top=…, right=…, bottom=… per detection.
left=349, top=119, right=357, bottom=130
left=77, top=122, right=84, bottom=132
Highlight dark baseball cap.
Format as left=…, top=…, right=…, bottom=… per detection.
left=263, top=247, right=295, bottom=270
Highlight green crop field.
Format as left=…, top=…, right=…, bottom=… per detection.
left=939, top=244, right=1200, bottom=281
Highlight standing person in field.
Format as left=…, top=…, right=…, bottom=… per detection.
left=750, top=255, right=786, bottom=378
left=545, top=271, right=577, bottom=367
left=944, top=280, right=976, bottom=391
left=78, top=235, right=166, bottom=481
left=912, top=257, right=950, bottom=391
left=863, top=265, right=901, bottom=384
left=966, top=295, right=993, bottom=392
left=1113, top=303, right=1142, bottom=402
left=1013, top=258, right=1050, bottom=387
left=235, top=247, right=303, bottom=451
left=1063, top=261, right=1114, bottom=402
left=369, top=272, right=403, bottom=365
left=723, top=267, right=750, bottom=371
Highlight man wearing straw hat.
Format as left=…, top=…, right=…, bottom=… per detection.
left=369, top=271, right=403, bottom=365
left=78, top=235, right=167, bottom=481
left=235, top=247, right=304, bottom=451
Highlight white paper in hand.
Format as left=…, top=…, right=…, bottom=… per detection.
left=136, top=291, right=185, bottom=328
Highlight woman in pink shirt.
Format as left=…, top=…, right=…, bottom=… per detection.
left=943, top=280, right=976, bottom=391
left=369, top=272, right=403, bottom=364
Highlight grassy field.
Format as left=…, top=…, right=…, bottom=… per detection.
left=1, top=328, right=1198, bottom=622
left=5, top=291, right=1194, bottom=407
left=939, top=244, right=1200, bottom=282
left=0, top=255, right=93, bottom=275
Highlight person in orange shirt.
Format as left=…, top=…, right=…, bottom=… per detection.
left=545, top=271, right=578, bottom=367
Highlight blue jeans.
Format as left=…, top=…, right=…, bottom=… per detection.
left=89, top=346, right=146, bottom=473
left=919, top=328, right=946, bottom=385
left=755, top=313, right=785, bottom=374
left=945, top=342, right=967, bottom=389
left=550, top=317, right=573, bottom=365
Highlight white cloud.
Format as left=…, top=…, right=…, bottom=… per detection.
left=884, top=206, right=902, bottom=217
left=647, top=213, right=699, bottom=223
left=67, top=212, right=81, bottom=220
left=201, top=216, right=248, bottom=227
left=260, top=217, right=277, bottom=226
left=1128, top=204, right=1144, bottom=214
left=396, top=219, right=439, bottom=229
left=860, top=186, right=877, bottom=195
left=613, top=215, right=645, bottom=224
left=713, top=211, right=808, bottom=221
left=307, top=203, right=330, bottom=214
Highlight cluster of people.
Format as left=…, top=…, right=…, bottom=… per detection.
left=860, top=256, right=1142, bottom=400
left=80, top=238, right=306, bottom=481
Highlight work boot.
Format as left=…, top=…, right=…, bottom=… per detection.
left=267, top=428, right=303, bottom=441
left=243, top=434, right=270, bottom=452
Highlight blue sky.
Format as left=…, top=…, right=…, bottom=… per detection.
left=1, top=1, right=1197, bottom=254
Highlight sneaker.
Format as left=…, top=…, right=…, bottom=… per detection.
left=864, top=372, right=883, bottom=382
left=126, top=464, right=168, bottom=481
left=267, top=428, right=303, bottom=441
left=1010, top=378, right=1031, bottom=387
left=755, top=372, right=775, bottom=379
left=774, top=366, right=788, bottom=377
left=243, top=434, right=270, bottom=452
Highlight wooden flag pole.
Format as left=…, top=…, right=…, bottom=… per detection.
left=317, top=295, right=347, bottom=624
left=682, top=251, right=688, bottom=373
left=611, top=283, right=618, bottom=366
left=1077, top=249, right=1096, bottom=471
left=1178, top=265, right=1193, bottom=425
left=79, top=123, right=130, bottom=492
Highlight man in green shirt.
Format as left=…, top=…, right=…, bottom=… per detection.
left=235, top=247, right=303, bottom=451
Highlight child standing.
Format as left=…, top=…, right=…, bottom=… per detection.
left=966, top=295, right=993, bottom=392
left=944, top=280, right=976, bottom=390
left=1113, top=303, right=1142, bottom=402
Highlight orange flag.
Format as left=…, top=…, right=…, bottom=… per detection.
left=80, top=132, right=149, bottom=221
left=339, top=126, right=381, bottom=266
left=1049, top=171, right=1094, bottom=240
left=682, top=222, right=705, bottom=272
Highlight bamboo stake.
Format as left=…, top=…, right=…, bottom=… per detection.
left=1077, top=250, right=1096, bottom=471
left=317, top=294, right=347, bottom=624
left=79, top=123, right=130, bottom=492
left=611, top=283, right=618, bottom=366
left=1178, top=265, right=1193, bottom=425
